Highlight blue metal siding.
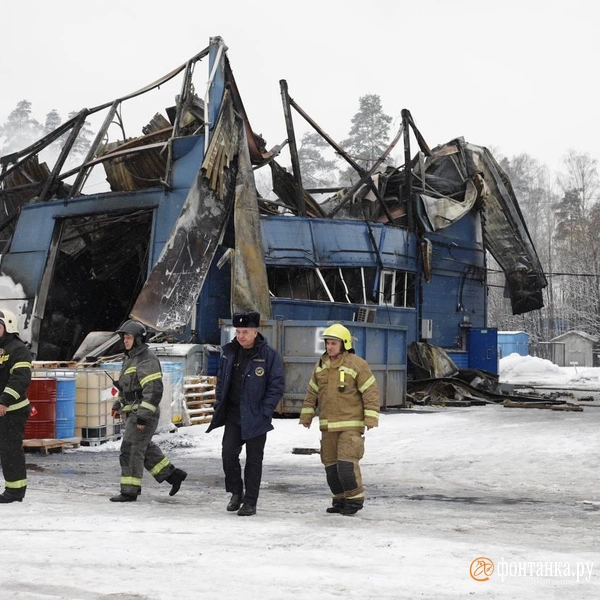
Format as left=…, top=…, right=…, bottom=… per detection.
left=446, top=351, right=469, bottom=368
left=6, top=145, right=198, bottom=303
left=421, top=213, right=486, bottom=348
left=270, top=299, right=418, bottom=349
left=261, top=216, right=416, bottom=270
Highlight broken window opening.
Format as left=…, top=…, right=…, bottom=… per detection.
left=267, top=266, right=415, bottom=308
left=37, top=209, right=153, bottom=360
left=378, top=269, right=416, bottom=308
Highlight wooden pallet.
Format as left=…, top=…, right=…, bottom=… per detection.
left=32, top=360, right=79, bottom=369
left=23, top=437, right=81, bottom=455
left=184, top=376, right=216, bottom=425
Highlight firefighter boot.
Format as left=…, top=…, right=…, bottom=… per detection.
left=167, top=468, right=188, bottom=496
left=227, top=493, right=243, bottom=511
left=0, top=492, right=23, bottom=503
left=109, top=493, right=137, bottom=502
left=326, top=499, right=346, bottom=514
left=340, top=499, right=364, bottom=516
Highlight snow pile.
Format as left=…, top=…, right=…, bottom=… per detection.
left=499, top=352, right=564, bottom=382
left=500, top=352, right=600, bottom=388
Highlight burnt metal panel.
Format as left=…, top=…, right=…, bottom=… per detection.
left=130, top=163, right=236, bottom=331
left=261, top=216, right=416, bottom=271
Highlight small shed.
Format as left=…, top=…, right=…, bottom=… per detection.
left=498, top=331, right=529, bottom=358
left=549, top=330, right=599, bottom=367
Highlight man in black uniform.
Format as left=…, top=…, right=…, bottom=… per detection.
left=207, top=312, right=284, bottom=516
left=0, top=308, right=32, bottom=503
left=109, top=320, right=187, bottom=502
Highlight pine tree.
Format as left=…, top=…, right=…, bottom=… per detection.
left=0, top=100, right=43, bottom=155
left=297, top=131, right=338, bottom=188
left=339, top=94, right=392, bottom=185
left=43, top=109, right=62, bottom=135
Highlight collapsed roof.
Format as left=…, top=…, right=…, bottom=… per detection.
left=0, top=36, right=546, bottom=359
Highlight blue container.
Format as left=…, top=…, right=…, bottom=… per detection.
left=55, top=377, right=76, bottom=439
left=498, top=331, right=529, bottom=358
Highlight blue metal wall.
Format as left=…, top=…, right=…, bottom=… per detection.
left=2, top=136, right=205, bottom=302
left=260, top=213, right=486, bottom=353
left=420, top=213, right=486, bottom=347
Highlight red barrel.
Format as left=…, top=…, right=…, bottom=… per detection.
left=25, top=378, right=57, bottom=439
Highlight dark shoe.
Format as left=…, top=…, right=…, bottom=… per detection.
left=326, top=500, right=345, bottom=514
left=237, top=503, right=257, bottom=516
left=0, top=493, right=23, bottom=503
left=340, top=500, right=363, bottom=516
left=227, top=493, right=243, bottom=512
left=109, top=493, right=137, bottom=502
left=167, top=468, right=187, bottom=497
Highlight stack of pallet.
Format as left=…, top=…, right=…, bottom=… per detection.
left=183, top=376, right=217, bottom=425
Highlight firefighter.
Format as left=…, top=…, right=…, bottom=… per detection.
left=207, top=311, right=284, bottom=516
left=300, top=323, right=379, bottom=515
left=109, top=319, right=187, bottom=502
left=0, top=308, right=32, bottom=503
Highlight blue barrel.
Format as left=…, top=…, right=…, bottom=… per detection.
left=55, top=377, right=76, bottom=439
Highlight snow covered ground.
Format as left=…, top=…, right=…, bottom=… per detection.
left=2, top=354, right=600, bottom=599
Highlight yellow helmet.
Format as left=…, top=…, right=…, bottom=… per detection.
left=322, top=323, right=353, bottom=351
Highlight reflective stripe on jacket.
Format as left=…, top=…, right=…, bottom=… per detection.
left=300, top=351, right=379, bottom=431
left=0, top=334, right=32, bottom=413
left=112, top=344, right=163, bottom=422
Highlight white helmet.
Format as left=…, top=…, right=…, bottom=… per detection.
left=0, top=308, right=19, bottom=334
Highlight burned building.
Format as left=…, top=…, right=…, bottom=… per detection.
left=0, top=37, right=546, bottom=410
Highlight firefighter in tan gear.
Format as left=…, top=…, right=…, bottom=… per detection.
left=0, top=309, right=32, bottom=503
left=300, top=324, right=379, bottom=515
left=109, top=320, right=187, bottom=502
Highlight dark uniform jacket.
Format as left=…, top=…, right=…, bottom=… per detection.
left=112, top=343, right=163, bottom=424
left=207, top=333, right=284, bottom=440
left=0, top=333, right=32, bottom=414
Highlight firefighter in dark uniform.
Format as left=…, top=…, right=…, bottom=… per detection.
left=0, top=308, right=32, bottom=503
left=109, top=320, right=187, bottom=502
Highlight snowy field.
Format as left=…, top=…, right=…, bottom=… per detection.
left=1, top=354, right=600, bottom=600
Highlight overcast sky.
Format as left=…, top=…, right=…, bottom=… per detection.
left=2, top=0, right=597, bottom=173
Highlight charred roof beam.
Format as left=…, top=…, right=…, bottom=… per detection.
left=279, top=80, right=306, bottom=216
left=279, top=82, right=396, bottom=223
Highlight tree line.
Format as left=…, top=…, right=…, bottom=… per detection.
left=2, top=97, right=597, bottom=349
left=0, top=100, right=93, bottom=162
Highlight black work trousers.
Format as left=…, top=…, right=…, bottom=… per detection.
left=221, top=423, right=267, bottom=506
left=0, top=411, right=28, bottom=499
